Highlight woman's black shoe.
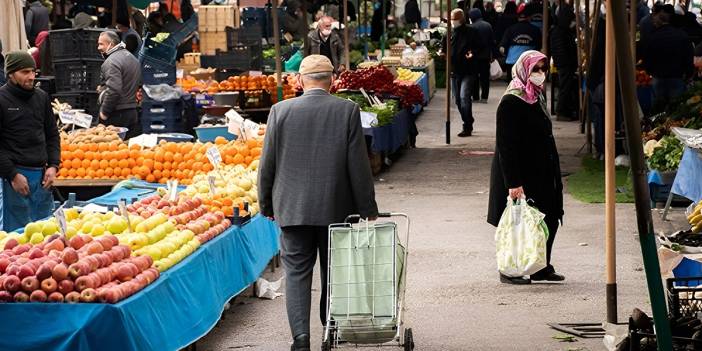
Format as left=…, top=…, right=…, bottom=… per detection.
left=499, top=274, right=531, bottom=284
left=530, top=271, right=565, bottom=282
left=291, top=334, right=310, bottom=351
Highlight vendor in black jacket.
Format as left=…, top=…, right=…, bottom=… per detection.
left=0, top=52, right=60, bottom=231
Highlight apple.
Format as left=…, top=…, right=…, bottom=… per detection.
left=47, top=291, right=64, bottom=302
left=44, top=238, right=65, bottom=252
left=13, top=291, right=29, bottom=302
left=98, top=287, right=122, bottom=304
left=61, top=248, right=78, bottom=265
left=0, top=291, right=12, bottom=302
left=12, top=244, right=31, bottom=256
left=52, top=264, right=69, bottom=281
left=80, top=288, right=97, bottom=303
left=57, top=279, right=74, bottom=295
left=64, top=291, right=80, bottom=303
left=68, top=262, right=90, bottom=278
left=17, top=265, right=35, bottom=280
left=79, top=234, right=93, bottom=244
left=21, top=276, right=40, bottom=293
left=3, top=238, right=19, bottom=251
left=117, top=264, right=135, bottom=282
left=97, top=237, right=115, bottom=251
left=69, top=236, right=86, bottom=250
left=41, top=278, right=57, bottom=294
left=28, top=289, right=47, bottom=302
left=5, top=264, right=20, bottom=277
left=44, top=233, right=61, bottom=243
left=35, top=264, right=52, bottom=281
left=16, top=257, right=29, bottom=265
left=84, top=256, right=99, bottom=271
left=27, top=247, right=44, bottom=260
left=84, top=242, right=104, bottom=255
left=74, top=276, right=95, bottom=292
left=0, top=258, right=10, bottom=274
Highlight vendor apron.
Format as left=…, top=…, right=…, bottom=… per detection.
left=0, top=167, right=54, bottom=232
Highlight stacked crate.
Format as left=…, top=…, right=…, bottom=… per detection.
left=49, top=28, right=105, bottom=120
left=199, top=5, right=240, bottom=55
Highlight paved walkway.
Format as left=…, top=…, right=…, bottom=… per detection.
left=196, top=85, right=652, bottom=351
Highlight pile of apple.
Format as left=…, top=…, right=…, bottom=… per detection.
left=0, top=234, right=159, bottom=303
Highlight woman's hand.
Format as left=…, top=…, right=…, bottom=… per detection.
left=509, top=186, right=524, bottom=200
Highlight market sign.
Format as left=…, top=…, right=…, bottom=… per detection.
left=59, top=111, right=93, bottom=129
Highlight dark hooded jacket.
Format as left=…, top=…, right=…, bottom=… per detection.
left=550, top=3, right=577, bottom=69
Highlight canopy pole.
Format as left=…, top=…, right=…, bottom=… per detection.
left=575, top=0, right=585, bottom=133
left=445, top=0, right=451, bottom=145
left=271, top=0, right=283, bottom=101
left=630, top=0, right=636, bottom=63
left=604, top=0, right=617, bottom=324
left=112, top=0, right=118, bottom=27
left=541, top=0, right=548, bottom=54
left=344, top=0, right=350, bottom=69
left=610, top=0, right=672, bottom=348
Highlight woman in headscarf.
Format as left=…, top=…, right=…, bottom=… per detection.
left=487, top=50, right=564, bottom=285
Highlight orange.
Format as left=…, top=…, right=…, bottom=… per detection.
left=62, top=151, right=73, bottom=160
left=158, top=178, right=168, bottom=184
left=139, top=166, right=150, bottom=178
left=161, top=170, right=171, bottom=179
left=104, top=168, right=114, bottom=177
left=224, top=155, right=234, bottom=164
left=245, top=156, right=252, bottom=164
left=238, top=147, right=250, bottom=157
left=90, top=160, right=100, bottom=170
left=98, top=143, right=109, bottom=152
left=192, top=161, right=203, bottom=171
left=224, top=146, right=238, bottom=157
left=76, top=168, right=86, bottom=177
left=89, top=143, right=98, bottom=152
left=129, top=150, right=140, bottom=159
left=129, top=144, right=141, bottom=151
left=193, top=154, right=203, bottom=163
left=246, top=139, right=258, bottom=149
left=179, top=143, right=193, bottom=154
left=68, top=144, right=78, bottom=152
left=131, top=166, right=140, bottom=176
left=222, top=197, right=233, bottom=207
left=167, top=142, right=179, bottom=153
left=99, top=159, right=109, bottom=169
left=83, top=151, right=93, bottom=161
left=146, top=174, right=156, bottom=183
left=113, top=167, right=122, bottom=177
left=71, top=159, right=81, bottom=169
left=109, top=159, right=119, bottom=168
left=232, top=154, right=244, bottom=164
left=202, top=163, right=213, bottom=172
left=173, top=170, right=183, bottom=179
left=118, top=149, right=129, bottom=159
left=223, top=206, right=234, bottom=217
left=215, top=136, right=227, bottom=145
left=108, top=142, right=118, bottom=151
left=80, top=159, right=90, bottom=168
left=142, top=150, right=155, bottom=160
left=121, top=168, right=131, bottom=177
left=163, top=161, right=172, bottom=170
left=73, top=149, right=85, bottom=159
left=154, top=150, right=165, bottom=163
left=67, top=169, right=77, bottom=178
left=87, top=170, right=96, bottom=178
left=154, top=162, right=163, bottom=171
left=173, top=153, right=183, bottom=163
left=61, top=143, right=69, bottom=151
left=152, top=170, right=162, bottom=179
left=128, top=159, right=136, bottom=168
left=58, top=168, right=68, bottom=177
left=96, top=169, right=105, bottom=178
left=136, top=157, right=145, bottom=166
left=164, top=151, right=174, bottom=162
left=118, top=143, right=128, bottom=150
left=250, top=147, right=261, bottom=157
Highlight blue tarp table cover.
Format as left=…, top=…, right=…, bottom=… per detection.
left=363, top=110, right=410, bottom=153
left=671, top=147, right=702, bottom=202
left=0, top=214, right=280, bottom=351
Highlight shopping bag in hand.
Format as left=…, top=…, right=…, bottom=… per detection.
left=490, top=60, right=504, bottom=80
left=495, top=197, right=549, bottom=277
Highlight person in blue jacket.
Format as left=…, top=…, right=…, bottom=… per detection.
left=499, top=5, right=542, bottom=75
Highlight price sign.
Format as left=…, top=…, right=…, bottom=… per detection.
left=128, top=134, right=158, bottom=148
left=59, top=111, right=93, bottom=128
left=167, top=180, right=179, bottom=202
left=208, top=175, right=217, bottom=194
left=360, top=111, right=378, bottom=128
left=226, top=109, right=245, bottom=135
left=53, top=206, right=67, bottom=237
left=243, top=119, right=261, bottom=140
left=206, top=146, right=223, bottom=168
left=118, top=199, right=132, bottom=233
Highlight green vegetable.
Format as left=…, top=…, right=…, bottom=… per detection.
left=367, top=99, right=399, bottom=127
left=648, top=135, right=683, bottom=172
left=152, top=32, right=170, bottom=43
left=262, top=48, right=277, bottom=59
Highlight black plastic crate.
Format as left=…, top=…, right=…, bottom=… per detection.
left=35, top=76, right=56, bottom=96
left=49, top=28, right=105, bottom=62
left=141, top=98, right=183, bottom=124
left=667, top=277, right=702, bottom=319
left=200, top=46, right=261, bottom=71
left=214, top=68, right=244, bottom=82
left=141, top=116, right=185, bottom=134
left=52, top=91, right=99, bottom=120
left=629, top=329, right=702, bottom=351
left=54, top=60, right=103, bottom=92
left=238, top=90, right=271, bottom=109
left=226, top=25, right=262, bottom=48
left=142, top=56, right=176, bottom=85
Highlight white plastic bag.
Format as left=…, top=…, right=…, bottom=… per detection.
left=490, top=60, right=504, bottom=80
left=495, top=197, right=549, bottom=277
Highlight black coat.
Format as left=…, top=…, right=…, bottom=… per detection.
left=549, top=4, right=577, bottom=69
left=487, top=94, right=564, bottom=226
left=404, top=0, right=421, bottom=27
left=643, top=24, right=694, bottom=79
left=495, top=13, right=518, bottom=46
left=445, top=24, right=484, bottom=76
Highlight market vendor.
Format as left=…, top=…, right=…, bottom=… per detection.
left=0, top=51, right=60, bottom=231
left=303, top=16, right=346, bottom=73
left=97, top=31, right=142, bottom=139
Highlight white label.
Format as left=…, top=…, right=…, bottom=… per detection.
left=208, top=175, right=217, bottom=194
left=248, top=71, right=263, bottom=76
left=167, top=180, right=179, bottom=202
left=243, top=119, right=261, bottom=140
left=118, top=200, right=132, bottom=233
left=80, top=203, right=109, bottom=213
left=206, top=147, right=223, bottom=168
left=360, top=111, right=378, bottom=129
left=128, top=134, right=158, bottom=148
left=59, top=111, right=93, bottom=129
left=226, top=109, right=245, bottom=135
left=53, top=206, right=67, bottom=237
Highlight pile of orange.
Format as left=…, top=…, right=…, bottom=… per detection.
left=57, top=136, right=264, bottom=184
left=177, top=74, right=299, bottom=101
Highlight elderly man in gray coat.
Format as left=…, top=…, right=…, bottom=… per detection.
left=258, top=55, right=378, bottom=351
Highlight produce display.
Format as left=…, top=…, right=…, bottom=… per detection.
left=178, top=74, right=298, bottom=101
left=687, top=199, right=702, bottom=233
left=60, top=125, right=124, bottom=144
left=333, top=65, right=424, bottom=109
left=396, top=67, right=423, bottom=83
left=646, top=135, right=683, bottom=172
left=57, top=137, right=263, bottom=184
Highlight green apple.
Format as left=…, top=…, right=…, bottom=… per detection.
left=107, top=217, right=128, bottom=235
left=90, top=224, right=105, bottom=237
left=80, top=221, right=94, bottom=234
left=143, top=246, right=162, bottom=261
left=24, top=222, right=42, bottom=237
left=29, top=232, right=44, bottom=244
left=42, top=221, right=59, bottom=236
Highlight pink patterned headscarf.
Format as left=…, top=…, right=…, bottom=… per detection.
left=504, top=50, right=548, bottom=104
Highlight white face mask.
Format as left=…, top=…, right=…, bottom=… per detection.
left=600, top=3, right=606, bottom=16
left=451, top=20, right=462, bottom=28
left=321, top=29, right=332, bottom=37
left=529, top=72, right=546, bottom=86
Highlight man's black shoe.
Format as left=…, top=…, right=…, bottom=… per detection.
left=457, top=130, right=472, bottom=137
left=499, top=274, right=531, bottom=284
left=530, top=271, right=566, bottom=282
left=291, top=334, right=310, bottom=351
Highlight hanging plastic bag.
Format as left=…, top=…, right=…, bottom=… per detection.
left=284, top=51, right=304, bottom=73
left=490, top=60, right=504, bottom=80
left=495, top=197, right=549, bottom=277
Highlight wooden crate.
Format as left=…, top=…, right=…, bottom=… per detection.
left=198, top=5, right=240, bottom=32
left=183, top=52, right=201, bottom=65
left=199, top=31, right=227, bottom=56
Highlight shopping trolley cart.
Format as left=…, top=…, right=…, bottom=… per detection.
left=322, top=213, right=413, bottom=350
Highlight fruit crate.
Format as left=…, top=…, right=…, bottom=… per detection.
left=53, top=60, right=103, bottom=92
left=49, top=28, right=105, bottom=62
left=141, top=97, right=183, bottom=122
left=198, top=5, right=240, bottom=32
left=139, top=14, right=198, bottom=64
left=142, top=55, right=177, bottom=86
left=667, top=276, right=702, bottom=319
left=141, top=112, right=185, bottom=134
left=35, top=76, right=56, bottom=96
left=238, top=89, right=271, bottom=109
left=200, top=46, right=262, bottom=72
left=226, top=24, right=262, bottom=48
left=52, top=91, right=99, bottom=119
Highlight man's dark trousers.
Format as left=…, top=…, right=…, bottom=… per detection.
left=472, top=58, right=491, bottom=101
left=280, top=225, right=329, bottom=338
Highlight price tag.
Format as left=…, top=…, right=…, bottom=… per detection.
left=243, top=119, right=261, bottom=140
left=53, top=206, right=67, bottom=237
left=208, top=175, right=217, bottom=194
left=118, top=199, right=132, bottom=233
left=167, top=180, right=179, bottom=202
left=248, top=71, right=263, bottom=76
left=59, top=111, right=93, bottom=128
left=226, top=109, right=245, bottom=135
left=128, top=134, right=158, bottom=148
left=360, top=111, right=378, bottom=129
left=206, top=146, right=223, bottom=168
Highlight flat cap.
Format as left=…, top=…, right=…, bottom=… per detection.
left=299, top=54, right=334, bottom=75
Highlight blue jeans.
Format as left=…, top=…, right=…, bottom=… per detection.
left=452, top=74, right=475, bottom=132
left=652, top=78, right=685, bottom=106
left=1, top=167, right=54, bottom=231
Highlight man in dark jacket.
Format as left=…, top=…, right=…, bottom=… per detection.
left=500, top=9, right=542, bottom=71
left=116, top=19, right=143, bottom=57
left=283, top=0, right=309, bottom=41
left=25, top=0, right=50, bottom=47
left=304, top=16, right=346, bottom=72
left=0, top=51, right=60, bottom=231
left=0, top=40, right=5, bottom=87
left=550, top=3, right=578, bottom=121
left=644, top=6, right=694, bottom=106
left=404, top=0, right=422, bottom=28
left=469, top=8, right=496, bottom=103
left=639, top=1, right=663, bottom=57
left=447, top=9, right=484, bottom=136
left=483, top=1, right=498, bottom=28
left=97, top=31, right=142, bottom=138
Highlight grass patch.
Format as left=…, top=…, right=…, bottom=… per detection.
left=566, top=156, right=635, bottom=203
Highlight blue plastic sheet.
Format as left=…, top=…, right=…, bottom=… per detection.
left=87, top=180, right=187, bottom=207
left=672, top=147, right=702, bottom=202
left=0, top=214, right=280, bottom=351
left=363, top=110, right=410, bottom=153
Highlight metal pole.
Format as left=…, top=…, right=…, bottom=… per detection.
left=344, top=0, right=350, bottom=68
left=271, top=0, right=283, bottom=101
left=630, top=0, right=636, bottom=63
left=542, top=0, right=549, bottom=54
left=575, top=0, right=584, bottom=130
left=381, top=0, right=386, bottom=56
left=604, top=0, right=617, bottom=324
left=610, top=0, right=672, bottom=349
left=445, top=0, right=452, bottom=144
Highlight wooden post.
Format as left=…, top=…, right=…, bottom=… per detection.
left=604, top=0, right=617, bottom=324
left=541, top=0, right=549, bottom=54
left=271, top=0, right=283, bottom=101
left=445, top=0, right=451, bottom=144
left=112, top=0, right=118, bottom=27
left=344, top=0, right=350, bottom=69
left=630, top=0, right=636, bottom=63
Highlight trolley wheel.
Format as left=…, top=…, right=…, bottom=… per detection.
left=403, top=328, right=414, bottom=351
left=321, top=339, right=332, bottom=351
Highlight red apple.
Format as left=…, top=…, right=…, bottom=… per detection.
left=27, top=247, right=44, bottom=259
left=79, top=234, right=93, bottom=244
left=35, top=264, right=52, bottom=281
left=52, top=264, right=69, bottom=281
left=107, top=235, right=119, bottom=248
left=80, top=288, right=97, bottom=302
left=47, top=291, right=64, bottom=302
left=5, top=264, right=19, bottom=277
left=68, top=262, right=90, bottom=278
left=97, top=237, right=114, bottom=251
left=12, top=244, right=31, bottom=256
left=29, top=289, right=47, bottom=302
left=69, top=236, right=86, bottom=250
left=13, top=291, right=29, bottom=302
left=0, top=291, right=12, bottom=302
left=44, top=234, right=61, bottom=243
left=117, top=245, right=131, bottom=258
left=17, top=265, right=35, bottom=280
left=40, top=278, right=57, bottom=294
left=0, top=258, right=10, bottom=273
left=74, top=276, right=96, bottom=292
left=98, top=287, right=122, bottom=304
left=84, top=242, right=103, bottom=255
left=57, top=279, right=74, bottom=295
left=3, top=238, right=19, bottom=251
left=116, top=264, right=134, bottom=282
left=65, top=291, right=81, bottom=303
left=61, top=248, right=79, bottom=265
left=21, top=276, right=40, bottom=293
left=44, top=239, right=64, bottom=252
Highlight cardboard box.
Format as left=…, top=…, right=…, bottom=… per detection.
left=198, top=5, right=240, bottom=32
left=199, top=31, right=228, bottom=56
left=183, top=53, right=201, bottom=65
